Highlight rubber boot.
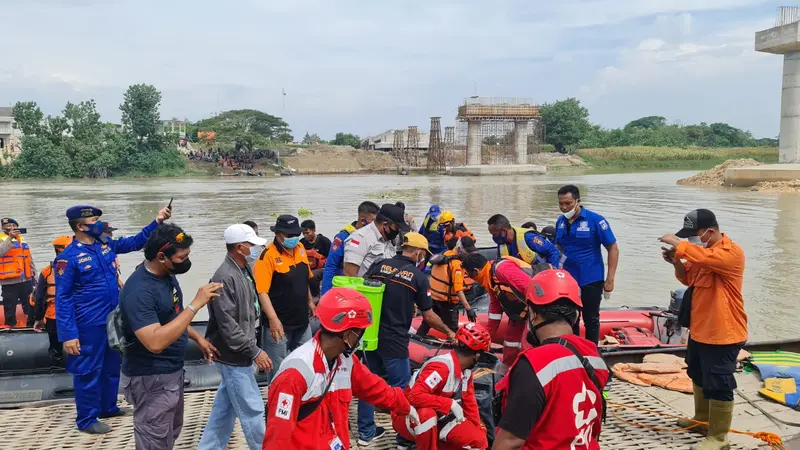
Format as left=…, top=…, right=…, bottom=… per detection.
left=677, top=384, right=709, bottom=435
left=691, top=399, right=734, bottom=450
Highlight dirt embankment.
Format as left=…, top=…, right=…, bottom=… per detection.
left=676, top=159, right=761, bottom=186
left=282, top=145, right=397, bottom=174
left=750, top=179, right=800, bottom=193
left=529, top=153, right=587, bottom=167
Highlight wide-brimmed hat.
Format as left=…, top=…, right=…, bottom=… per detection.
left=270, top=215, right=303, bottom=235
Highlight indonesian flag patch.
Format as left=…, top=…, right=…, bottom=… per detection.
left=425, top=371, right=442, bottom=389
left=348, top=239, right=360, bottom=247
left=275, top=392, right=294, bottom=420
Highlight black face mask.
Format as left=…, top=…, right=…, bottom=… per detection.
left=525, top=310, right=580, bottom=347
left=384, top=224, right=399, bottom=242
left=166, top=257, right=192, bottom=275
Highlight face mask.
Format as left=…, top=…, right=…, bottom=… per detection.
left=83, top=222, right=105, bottom=239
left=384, top=225, right=399, bottom=242
left=562, top=206, right=578, bottom=220
left=247, top=245, right=262, bottom=263
left=688, top=230, right=710, bottom=248
left=492, top=230, right=507, bottom=245
left=343, top=330, right=364, bottom=357
left=282, top=236, right=301, bottom=249
left=166, top=257, right=192, bottom=275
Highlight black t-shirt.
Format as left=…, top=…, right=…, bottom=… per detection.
left=498, top=358, right=546, bottom=439
left=120, top=264, right=187, bottom=376
left=364, top=255, right=432, bottom=358
left=301, top=234, right=332, bottom=258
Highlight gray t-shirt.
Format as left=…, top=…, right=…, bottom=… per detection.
left=343, top=222, right=396, bottom=277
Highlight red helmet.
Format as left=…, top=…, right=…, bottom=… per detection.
left=525, top=269, right=582, bottom=308
left=454, top=322, right=491, bottom=352
left=316, top=287, right=373, bottom=332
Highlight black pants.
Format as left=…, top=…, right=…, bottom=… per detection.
left=309, top=268, right=323, bottom=298
left=45, top=318, right=63, bottom=365
left=2, top=280, right=33, bottom=328
left=416, top=301, right=459, bottom=335
left=573, top=280, right=603, bottom=345
left=686, top=338, right=743, bottom=401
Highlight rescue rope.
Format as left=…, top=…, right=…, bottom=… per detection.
left=607, top=401, right=786, bottom=450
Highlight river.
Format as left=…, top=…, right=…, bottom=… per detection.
left=2, top=170, right=798, bottom=341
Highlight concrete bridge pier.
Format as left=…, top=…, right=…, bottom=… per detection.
left=514, top=120, right=529, bottom=165
left=466, top=120, right=481, bottom=165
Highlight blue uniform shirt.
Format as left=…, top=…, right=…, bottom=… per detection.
left=55, top=220, right=159, bottom=342
left=320, top=226, right=353, bottom=296
left=523, top=230, right=564, bottom=268
left=555, top=208, right=616, bottom=287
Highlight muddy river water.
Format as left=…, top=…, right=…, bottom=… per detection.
left=2, top=170, right=797, bottom=341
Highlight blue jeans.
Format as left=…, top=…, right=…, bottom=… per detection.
left=357, top=351, right=411, bottom=441
left=261, top=325, right=312, bottom=381
left=197, top=362, right=265, bottom=450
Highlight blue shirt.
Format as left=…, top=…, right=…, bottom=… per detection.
left=555, top=207, right=616, bottom=287
left=321, top=227, right=353, bottom=296
left=500, top=230, right=564, bottom=268
left=120, top=264, right=187, bottom=376
left=55, top=220, right=158, bottom=342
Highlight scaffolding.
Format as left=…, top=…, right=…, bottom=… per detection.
left=406, top=126, right=420, bottom=167
left=427, top=117, right=446, bottom=172
left=455, top=97, right=544, bottom=165
left=392, top=129, right=406, bottom=165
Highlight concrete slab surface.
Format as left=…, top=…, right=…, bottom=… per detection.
left=724, top=164, right=800, bottom=187
left=756, top=22, right=800, bottom=54
left=447, top=164, right=546, bottom=176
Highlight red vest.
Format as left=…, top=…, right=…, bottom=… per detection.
left=497, top=334, right=609, bottom=450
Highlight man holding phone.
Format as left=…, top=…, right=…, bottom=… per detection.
left=0, top=217, right=37, bottom=328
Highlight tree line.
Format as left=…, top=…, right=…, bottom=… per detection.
left=6, top=84, right=185, bottom=178
left=539, top=98, right=777, bottom=153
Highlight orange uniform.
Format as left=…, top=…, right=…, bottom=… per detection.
left=675, top=234, right=747, bottom=345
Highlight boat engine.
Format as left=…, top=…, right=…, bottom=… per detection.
left=652, top=287, right=689, bottom=345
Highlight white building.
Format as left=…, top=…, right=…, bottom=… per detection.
left=0, top=107, right=23, bottom=162
left=365, top=129, right=430, bottom=152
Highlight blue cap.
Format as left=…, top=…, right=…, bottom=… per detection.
left=66, top=205, right=103, bottom=221
left=428, top=205, right=441, bottom=216
left=1, top=218, right=18, bottom=226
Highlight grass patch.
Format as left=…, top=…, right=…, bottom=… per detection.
left=365, top=187, right=421, bottom=200
left=298, top=207, right=313, bottom=217
left=577, top=146, right=778, bottom=169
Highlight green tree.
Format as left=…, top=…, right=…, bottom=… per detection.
left=64, top=100, right=103, bottom=142
left=624, top=116, right=667, bottom=130
left=11, top=102, right=45, bottom=136
left=331, top=132, right=361, bottom=148
left=120, top=84, right=163, bottom=144
left=11, top=136, right=73, bottom=178
left=302, top=132, right=323, bottom=144
left=195, top=109, right=293, bottom=152
left=539, top=98, right=592, bottom=153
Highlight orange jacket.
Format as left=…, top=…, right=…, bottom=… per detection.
left=429, top=250, right=466, bottom=303
left=32, top=265, right=56, bottom=321
left=675, top=234, right=747, bottom=345
left=0, top=235, right=33, bottom=280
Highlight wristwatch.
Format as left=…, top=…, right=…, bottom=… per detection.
left=187, top=304, right=198, bottom=314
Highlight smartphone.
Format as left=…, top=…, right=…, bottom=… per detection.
left=167, top=197, right=174, bottom=210
left=17, top=228, right=27, bottom=234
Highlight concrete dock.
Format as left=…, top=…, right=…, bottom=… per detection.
left=447, top=164, right=546, bottom=176
left=724, top=164, right=800, bottom=186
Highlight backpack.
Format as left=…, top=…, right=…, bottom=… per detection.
left=106, top=305, right=133, bottom=354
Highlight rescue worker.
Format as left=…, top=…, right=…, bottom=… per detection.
left=540, top=226, right=556, bottom=245
left=56, top=204, right=171, bottom=434
left=392, top=322, right=491, bottom=450
left=263, top=287, right=419, bottom=449
left=101, top=222, right=124, bottom=289
left=0, top=217, right=36, bottom=328
left=300, top=219, right=331, bottom=298
left=418, top=205, right=444, bottom=255
left=438, top=210, right=475, bottom=250
left=493, top=269, right=609, bottom=450
left=320, top=201, right=379, bottom=295
left=462, top=252, right=532, bottom=373
left=32, top=235, right=73, bottom=366
left=417, top=236, right=478, bottom=336
left=343, top=203, right=407, bottom=278
left=487, top=214, right=562, bottom=269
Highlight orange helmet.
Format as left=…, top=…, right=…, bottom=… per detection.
left=525, top=269, right=582, bottom=308
left=52, top=235, right=73, bottom=248
left=316, top=287, right=373, bottom=332
left=454, top=322, right=491, bottom=352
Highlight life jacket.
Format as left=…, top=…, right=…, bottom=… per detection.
left=490, top=257, right=533, bottom=320
left=421, top=214, right=439, bottom=233
left=306, top=248, right=327, bottom=271
left=429, top=250, right=463, bottom=304
left=341, top=222, right=357, bottom=235
left=42, top=265, right=56, bottom=320
left=495, top=335, right=609, bottom=450
left=0, top=234, right=33, bottom=280
left=498, top=227, right=538, bottom=264
left=443, top=223, right=475, bottom=245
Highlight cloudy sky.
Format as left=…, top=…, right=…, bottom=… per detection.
left=0, top=0, right=787, bottom=140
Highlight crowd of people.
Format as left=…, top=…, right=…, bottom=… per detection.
left=0, top=182, right=747, bottom=450
left=186, top=149, right=273, bottom=172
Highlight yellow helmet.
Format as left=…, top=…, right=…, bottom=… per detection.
left=52, top=235, right=73, bottom=248
left=439, top=210, right=455, bottom=224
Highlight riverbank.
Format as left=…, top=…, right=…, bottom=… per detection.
left=577, top=146, right=778, bottom=170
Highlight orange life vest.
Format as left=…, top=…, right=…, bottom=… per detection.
left=429, top=250, right=464, bottom=304
left=0, top=235, right=33, bottom=280
left=41, top=265, right=56, bottom=320
left=443, top=223, right=475, bottom=244
left=306, top=248, right=327, bottom=271
left=490, top=257, right=533, bottom=320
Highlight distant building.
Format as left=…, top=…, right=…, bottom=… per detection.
left=0, top=107, right=23, bottom=163
left=365, top=129, right=430, bottom=152
left=161, top=119, right=186, bottom=138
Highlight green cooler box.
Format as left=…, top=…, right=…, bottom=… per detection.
left=332, top=276, right=385, bottom=351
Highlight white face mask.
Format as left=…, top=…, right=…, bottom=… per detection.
left=562, top=206, right=578, bottom=220
left=687, top=230, right=710, bottom=248
left=246, top=245, right=262, bottom=263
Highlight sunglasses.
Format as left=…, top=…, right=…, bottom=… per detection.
left=158, top=232, right=185, bottom=254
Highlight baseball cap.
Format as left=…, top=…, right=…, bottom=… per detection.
left=456, top=236, right=478, bottom=253
left=270, top=215, right=303, bottom=235
left=225, top=224, right=267, bottom=246
left=402, top=232, right=431, bottom=254
left=378, top=204, right=410, bottom=232
left=675, top=209, right=718, bottom=238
